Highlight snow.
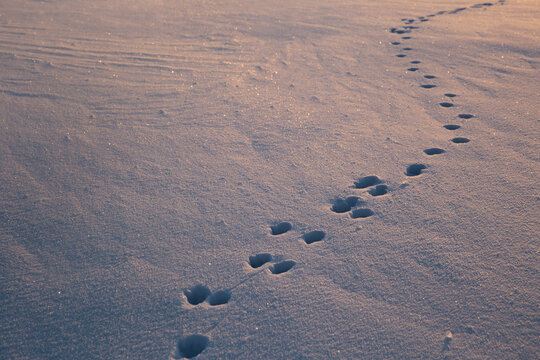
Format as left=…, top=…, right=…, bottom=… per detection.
left=0, top=0, right=538, bottom=358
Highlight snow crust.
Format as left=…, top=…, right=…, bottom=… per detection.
left=0, top=0, right=538, bottom=358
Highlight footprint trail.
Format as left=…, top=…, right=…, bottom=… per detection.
left=173, top=1, right=505, bottom=356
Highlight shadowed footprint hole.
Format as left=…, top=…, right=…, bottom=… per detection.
left=249, top=253, right=272, bottom=268
left=449, top=7, right=467, bottom=14
left=421, top=84, right=437, bottom=89
left=184, top=285, right=211, bottom=305
left=390, top=28, right=409, bottom=34
left=208, top=290, right=231, bottom=306
left=410, top=60, right=421, bottom=64
left=443, top=124, right=461, bottom=130
left=402, top=47, right=413, bottom=51
left=402, top=36, right=412, bottom=39
left=406, top=163, right=427, bottom=176
left=270, top=260, right=296, bottom=274
left=408, top=68, right=419, bottom=72
left=270, top=222, right=292, bottom=235
left=440, top=102, right=454, bottom=107
left=391, top=42, right=400, bottom=45
left=368, top=185, right=388, bottom=196
left=458, top=114, right=474, bottom=119
left=354, top=175, right=381, bottom=189
left=472, top=3, right=492, bottom=7
left=424, top=148, right=446, bottom=155
left=303, top=230, right=326, bottom=244
left=351, top=208, right=374, bottom=219
left=176, top=335, right=209, bottom=359
left=396, top=54, right=406, bottom=58
left=451, top=137, right=470, bottom=143
left=331, top=196, right=359, bottom=213
left=424, top=75, right=436, bottom=79
left=445, top=93, right=457, bottom=98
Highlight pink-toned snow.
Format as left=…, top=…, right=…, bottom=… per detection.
left=0, top=0, right=538, bottom=358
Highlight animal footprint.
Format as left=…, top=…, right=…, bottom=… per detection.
left=458, top=114, right=474, bottom=119
left=440, top=102, right=454, bottom=107
left=396, top=54, right=407, bottom=58
left=451, top=137, right=470, bottom=143
left=406, top=163, right=427, bottom=176
left=368, top=185, right=388, bottom=196
left=270, top=260, right=296, bottom=274
left=472, top=2, right=493, bottom=8
left=249, top=253, right=272, bottom=268
left=207, top=290, right=231, bottom=306
left=424, top=148, right=446, bottom=155
left=270, top=222, right=292, bottom=235
left=424, top=75, right=436, bottom=79
left=449, top=7, right=467, bottom=14
left=184, top=285, right=230, bottom=306
left=303, top=231, right=326, bottom=244
left=444, top=93, right=457, bottom=98
left=331, top=196, right=360, bottom=213
left=175, top=335, right=209, bottom=359
left=350, top=208, right=374, bottom=219
left=421, top=84, right=437, bottom=89
left=184, top=285, right=211, bottom=305
left=354, top=175, right=381, bottom=188
left=410, top=60, right=421, bottom=64
left=443, top=124, right=461, bottom=130
left=408, top=68, right=419, bottom=72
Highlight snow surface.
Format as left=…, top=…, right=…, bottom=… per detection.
left=0, top=0, right=538, bottom=359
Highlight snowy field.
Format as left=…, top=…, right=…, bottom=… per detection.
left=0, top=0, right=538, bottom=358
